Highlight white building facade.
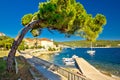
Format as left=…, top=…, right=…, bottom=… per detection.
left=40, top=38, right=54, bottom=48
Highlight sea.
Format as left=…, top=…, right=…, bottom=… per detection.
left=52, top=48, right=120, bottom=77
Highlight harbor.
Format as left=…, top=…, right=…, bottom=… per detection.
left=19, top=49, right=120, bottom=80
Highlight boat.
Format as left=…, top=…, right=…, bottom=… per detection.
left=63, top=58, right=75, bottom=65
left=62, top=55, right=78, bottom=65
left=87, top=42, right=95, bottom=55
left=72, top=55, right=78, bottom=59
left=87, top=50, right=95, bottom=55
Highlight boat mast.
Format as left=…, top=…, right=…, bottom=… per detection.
left=91, top=42, right=92, bottom=50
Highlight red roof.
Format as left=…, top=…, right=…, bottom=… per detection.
left=39, top=38, right=52, bottom=42
left=24, top=38, right=52, bottom=42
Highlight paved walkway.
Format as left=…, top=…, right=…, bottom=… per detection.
left=75, top=58, right=118, bottom=80
left=29, top=60, right=61, bottom=80
left=19, top=52, right=67, bottom=80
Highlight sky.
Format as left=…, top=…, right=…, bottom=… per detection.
left=0, top=0, right=120, bottom=42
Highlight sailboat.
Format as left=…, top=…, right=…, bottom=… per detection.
left=87, top=42, right=95, bottom=55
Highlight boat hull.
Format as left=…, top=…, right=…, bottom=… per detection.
left=87, top=50, right=95, bottom=55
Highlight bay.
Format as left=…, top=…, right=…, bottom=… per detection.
left=53, top=48, right=120, bottom=77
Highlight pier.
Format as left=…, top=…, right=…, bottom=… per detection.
left=75, top=58, right=116, bottom=80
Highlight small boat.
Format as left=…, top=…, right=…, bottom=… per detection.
left=62, top=55, right=78, bottom=65
left=87, top=42, right=95, bottom=55
left=63, top=60, right=75, bottom=65
left=62, top=58, right=73, bottom=62
left=63, top=58, right=75, bottom=65
left=87, top=50, right=95, bottom=55
left=72, top=55, right=78, bottom=59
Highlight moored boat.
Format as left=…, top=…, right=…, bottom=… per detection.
left=62, top=55, right=78, bottom=65
left=87, top=50, right=95, bottom=55
left=87, top=42, right=95, bottom=55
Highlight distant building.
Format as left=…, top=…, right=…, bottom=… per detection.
left=105, top=45, right=111, bottom=48
left=24, top=38, right=36, bottom=47
left=24, top=38, right=55, bottom=48
left=39, top=38, right=54, bottom=48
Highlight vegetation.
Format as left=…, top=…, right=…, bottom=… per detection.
left=21, top=0, right=106, bottom=41
left=54, top=41, right=59, bottom=47
left=0, top=36, right=26, bottom=50
left=7, top=0, right=106, bottom=72
left=48, top=47, right=56, bottom=51
left=59, top=40, right=120, bottom=47
left=0, top=51, right=46, bottom=79
left=18, top=41, right=26, bottom=50
left=0, top=59, right=6, bottom=73
left=0, top=51, right=32, bottom=79
left=0, top=36, right=13, bottom=50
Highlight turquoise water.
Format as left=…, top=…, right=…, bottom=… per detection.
left=53, top=48, right=120, bottom=77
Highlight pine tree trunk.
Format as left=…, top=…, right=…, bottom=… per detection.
left=7, top=20, right=41, bottom=72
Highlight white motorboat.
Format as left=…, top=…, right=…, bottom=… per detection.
left=62, top=55, right=78, bottom=65
left=63, top=61, right=75, bottom=65
left=72, top=55, right=78, bottom=59
left=63, top=58, right=75, bottom=65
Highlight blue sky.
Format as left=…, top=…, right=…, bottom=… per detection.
left=0, top=0, right=120, bottom=41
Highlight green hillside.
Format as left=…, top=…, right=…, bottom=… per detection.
left=58, top=40, right=120, bottom=48
left=0, top=36, right=25, bottom=50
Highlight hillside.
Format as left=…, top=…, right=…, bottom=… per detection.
left=0, top=32, right=5, bottom=36
left=0, top=34, right=25, bottom=50
left=58, top=40, right=120, bottom=48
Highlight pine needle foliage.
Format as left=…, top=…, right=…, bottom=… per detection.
left=21, top=0, right=107, bottom=41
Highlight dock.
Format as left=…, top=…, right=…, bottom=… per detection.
left=75, top=58, right=116, bottom=80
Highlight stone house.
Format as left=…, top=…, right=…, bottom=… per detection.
left=24, top=38, right=55, bottom=48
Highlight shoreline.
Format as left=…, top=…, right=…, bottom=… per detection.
left=65, top=47, right=120, bottom=48
left=22, top=49, right=61, bottom=57
left=37, top=53, right=120, bottom=80
left=29, top=49, right=60, bottom=54
left=22, top=49, right=120, bottom=79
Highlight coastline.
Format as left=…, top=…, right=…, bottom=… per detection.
left=22, top=49, right=61, bottom=61
left=22, top=49, right=120, bottom=80
left=37, top=52, right=120, bottom=80
left=69, top=47, right=120, bottom=48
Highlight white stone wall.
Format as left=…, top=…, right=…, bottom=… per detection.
left=41, top=41, right=54, bottom=48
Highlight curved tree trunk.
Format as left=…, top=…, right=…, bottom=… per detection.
left=7, top=20, right=41, bottom=72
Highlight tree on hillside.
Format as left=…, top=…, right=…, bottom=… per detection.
left=7, top=0, right=106, bottom=72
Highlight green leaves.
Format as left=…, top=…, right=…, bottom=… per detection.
left=82, top=14, right=106, bottom=42
left=30, top=28, right=41, bottom=37
left=21, top=0, right=107, bottom=41
left=21, top=14, right=33, bottom=26
left=94, top=14, right=107, bottom=26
